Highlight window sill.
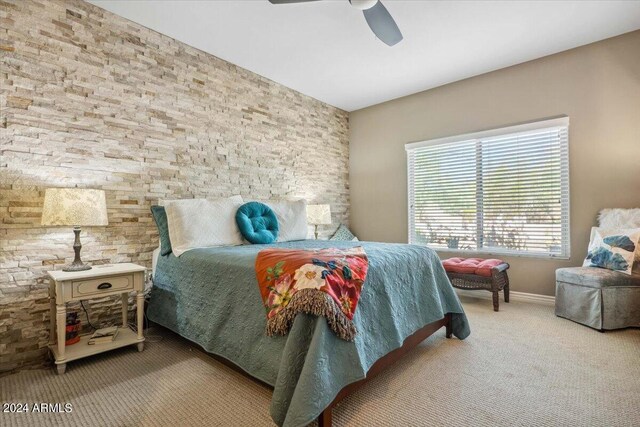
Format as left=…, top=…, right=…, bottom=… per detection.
left=415, top=244, right=571, bottom=260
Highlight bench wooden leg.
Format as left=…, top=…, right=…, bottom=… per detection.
left=318, top=407, right=332, bottom=427
left=492, top=291, right=499, bottom=312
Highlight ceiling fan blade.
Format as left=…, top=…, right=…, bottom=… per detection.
left=268, top=0, right=322, bottom=4
left=363, top=1, right=403, bottom=46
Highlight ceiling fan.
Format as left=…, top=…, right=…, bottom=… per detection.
left=268, top=0, right=403, bottom=46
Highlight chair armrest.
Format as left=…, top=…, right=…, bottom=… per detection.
left=492, top=263, right=510, bottom=273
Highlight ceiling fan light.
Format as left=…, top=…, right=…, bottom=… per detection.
left=349, top=0, right=378, bottom=11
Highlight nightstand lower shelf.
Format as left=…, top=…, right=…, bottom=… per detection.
left=50, top=327, right=144, bottom=372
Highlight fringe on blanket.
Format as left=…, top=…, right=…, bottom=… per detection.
left=266, top=288, right=357, bottom=341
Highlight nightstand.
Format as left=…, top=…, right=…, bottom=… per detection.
left=48, top=263, right=146, bottom=374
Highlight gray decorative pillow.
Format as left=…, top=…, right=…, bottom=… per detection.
left=330, top=224, right=358, bottom=241
left=151, top=205, right=172, bottom=256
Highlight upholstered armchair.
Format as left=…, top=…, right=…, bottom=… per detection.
left=555, top=209, right=640, bottom=331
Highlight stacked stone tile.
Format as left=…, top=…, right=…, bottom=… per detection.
left=0, top=0, right=350, bottom=373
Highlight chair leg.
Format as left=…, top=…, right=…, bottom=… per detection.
left=492, top=291, right=499, bottom=312
left=504, top=283, right=510, bottom=303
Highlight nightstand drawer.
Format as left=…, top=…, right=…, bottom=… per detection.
left=72, top=274, right=134, bottom=298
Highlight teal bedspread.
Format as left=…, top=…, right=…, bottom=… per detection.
left=148, top=240, right=470, bottom=427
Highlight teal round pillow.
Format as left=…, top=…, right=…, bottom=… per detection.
left=236, top=202, right=279, bottom=244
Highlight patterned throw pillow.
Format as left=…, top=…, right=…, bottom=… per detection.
left=583, top=227, right=640, bottom=275
left=330, top=224, right=358, bottom=241
left=598, top=209, right=640, bottom=274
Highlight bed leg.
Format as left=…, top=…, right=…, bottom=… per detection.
left=445, top=314, right=453, bottom=339
left=318, top=407, right=332, bottom=427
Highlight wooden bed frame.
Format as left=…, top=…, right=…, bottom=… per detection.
left=160, top=313, right=452, bottom=427
left=317, top=313, right=452, bottom=427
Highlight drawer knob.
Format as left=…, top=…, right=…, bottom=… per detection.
left=97, top=282, right=112, bottom=290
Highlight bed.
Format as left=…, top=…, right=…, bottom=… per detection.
left=148, top=239, right=470, bottom=427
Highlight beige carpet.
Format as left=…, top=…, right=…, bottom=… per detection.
left=2, top=297, right=639, bottom=427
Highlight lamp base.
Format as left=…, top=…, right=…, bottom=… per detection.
left=62, top=262, right=92, bottom=272
left=63, top=226, right=92, bottom=272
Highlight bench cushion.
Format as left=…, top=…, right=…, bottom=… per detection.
left=556, top=267, right=640, bottom=289
left=442, top=257, right=505, bottom=277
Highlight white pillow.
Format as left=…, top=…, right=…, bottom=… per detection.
left=598, top=208, right=640, bottom=229
left=583, top=227, right=640, bottom=275
left=164, top=195, right=244, bottom=256
left=258, top=200, right=308, bottom=242
left=152, top=247, right=160, bottom=277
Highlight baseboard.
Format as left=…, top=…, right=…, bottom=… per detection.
left=455, top=288, right=555, bottom=306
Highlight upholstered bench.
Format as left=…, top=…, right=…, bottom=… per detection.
left=442, top=258, right=510, bottom=311
left=555, top=267, right=640, bottom=330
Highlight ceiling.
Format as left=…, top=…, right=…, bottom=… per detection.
left=88, top=1, right=640, bottom=112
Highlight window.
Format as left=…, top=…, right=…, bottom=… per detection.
left=406, top=117, right=570, bottom=258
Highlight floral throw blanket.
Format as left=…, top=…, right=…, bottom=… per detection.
left=255, top=247, right=369, bottom=341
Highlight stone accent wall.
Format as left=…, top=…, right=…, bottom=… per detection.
left=0, top=0, right=349, bottom=373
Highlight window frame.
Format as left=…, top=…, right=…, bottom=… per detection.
left=405, top=117, right=570, bottom=259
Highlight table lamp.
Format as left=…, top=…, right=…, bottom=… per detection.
left=307, top=204, right=331, bottom=239
left=41, top=188, right=108, bottom=272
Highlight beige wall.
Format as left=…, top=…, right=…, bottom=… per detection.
left=349, top=31, right=640, bottom=296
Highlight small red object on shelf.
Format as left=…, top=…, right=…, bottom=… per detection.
left=65, top=312, right=81, bottom=346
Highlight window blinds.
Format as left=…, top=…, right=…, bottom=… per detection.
left=406, top=118, right=570, bottom=258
